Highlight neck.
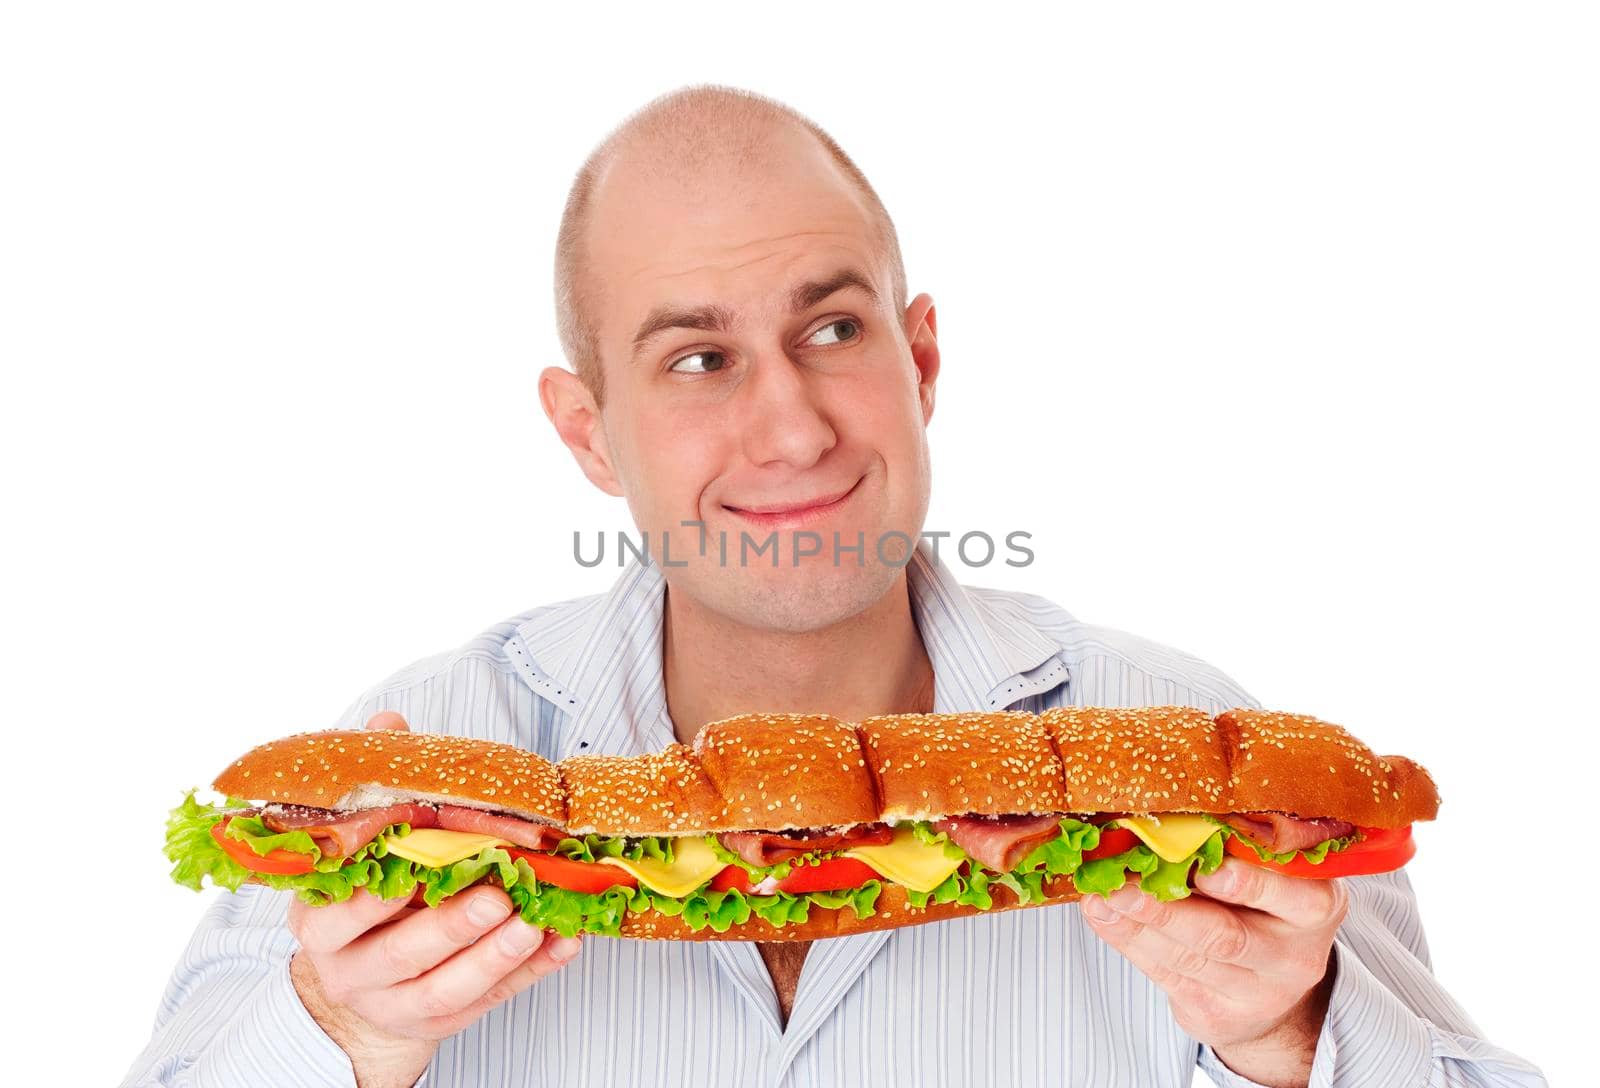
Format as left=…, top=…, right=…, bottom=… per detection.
left=662, top=572, right=936, bottom=747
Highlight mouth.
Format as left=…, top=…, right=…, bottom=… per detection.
left=722, top=476, right=863, bottom=531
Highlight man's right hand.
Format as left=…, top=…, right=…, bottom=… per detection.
left=285, top=711, right=583, bottom=1088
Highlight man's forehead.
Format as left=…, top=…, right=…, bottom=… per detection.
left=627, top=242, right=881, bottom=341
left=588, top=139, right=882, bottom=311
left=624, top=223, right=879, bottom=297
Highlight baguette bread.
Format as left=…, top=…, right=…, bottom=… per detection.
left=206, top=707, right=1438, bottom=941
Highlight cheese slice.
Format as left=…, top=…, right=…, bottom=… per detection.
left=842, top=825, right=965, bottom=894
left=1113, top=814, right=1220, bottom=864
left=383, top=829, right=511, bottom=868
left=598, top=835, right=726, bottom=898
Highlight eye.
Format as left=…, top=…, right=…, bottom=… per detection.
left=667, top=350, right=730, bottom=375
left=807, top=318, right=861, bottom=347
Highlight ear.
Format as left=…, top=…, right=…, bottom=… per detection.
left=539, top=366, right=625, bottom=497
left=902, top=292, right=940, bottom=425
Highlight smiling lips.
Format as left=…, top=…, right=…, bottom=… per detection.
left=723, top=478, right=861, bottom=530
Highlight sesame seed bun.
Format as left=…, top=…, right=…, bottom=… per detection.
left=211, top=729, right=566, bottom=825
left=561, top=744, right=731, bottom=836
left=212, top=707, right=1439, bottom=834
left=210, top=707, right=1437, bottom=941
left=1218, top=709, right=1440, bottom=828
left=1042, top=706, right=1235, bottom=815
left=691, top=712, right=882, bottom=832
left=858, top=710, right=1069, bottom=821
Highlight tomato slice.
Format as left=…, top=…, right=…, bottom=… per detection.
left=505, top=848, right=639, bottom=894
left=776, top=857, right=878, bottom=894
left=707, top=858, right=879, bottom=896
left=210, top=819, right=318, bottom=875
left=1223, top=824, right=1415, bottom=878
left=710, top=865, right=758, bottom=894
left=1083, top=827, right=1139, bottom=862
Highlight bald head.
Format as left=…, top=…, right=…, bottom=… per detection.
left=553, top=83, right=908, bottom=408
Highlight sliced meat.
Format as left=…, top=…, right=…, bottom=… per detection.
left=717, top=824, right=895, bottom=867
left=261, top=803, right=439, bottom=859
left=435, top=805, right=567, bottom=851
left=1223, top=812, right=1356, bottom=854
left=932, top=813, right=1066, bottom=873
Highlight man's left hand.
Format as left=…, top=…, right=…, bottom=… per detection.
left=1080, top=858, right=1348, bottom=1088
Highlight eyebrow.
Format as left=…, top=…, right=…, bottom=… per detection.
left=629, top=267, right=879, bottom=360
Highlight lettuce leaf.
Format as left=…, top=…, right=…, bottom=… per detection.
left=964, top=817, right=1097, bottom=906
left=165, top=790, right=257, bottom=893
left=553, top=832, right=677, bottom=866
left=1069, top=845, right=1159, bottom=897
left=165, top=793, right=1260, bottom=934
left=907, top=864, right=993, bottom=909
left=165, top=793, right=890, bottom=938
left=1014, top=818, right=1100, bottom=877
left=749, top=891, right=812, bottom=928
left=1067, top=831, right=1227, bottom=901
left=805, top=880, right=884, bottom=918
left=900, top=819, right=993, bottom=908
left=416, top=846, right=520, bottom=907
left=925, top=826, right=973, bottom=861
left=167, top=792, right=430, bottom=906
left=235, top=827, right=415, bottom=905
left=677, top=887, right=753, bottom=933
left=642, top=878, right=885, bottom=935
left=220, top=813, right=322, bottom=859
left=507, top=864, right=638, bottom=938
left=1139, top=831, right=1226, bottom=899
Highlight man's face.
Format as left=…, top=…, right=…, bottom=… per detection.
left=578, top=126, right=937, bottom=633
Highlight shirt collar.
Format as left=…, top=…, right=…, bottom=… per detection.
left=509, top=538, right=1069, bottom=761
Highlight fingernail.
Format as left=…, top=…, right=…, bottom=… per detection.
left=549, top=936, right=582, bottom=961
left=1104, top=886, right=1141, bottom=914
left=1204, top=866, right=1238, bottom=894
left=499, top=921, right=541, bottom=955
left=1081, top=895, right=1115, bottom=922
left=468, top=895, right=511, bottom=926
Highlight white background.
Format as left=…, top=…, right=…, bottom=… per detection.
left=3, top=4, right=1594, bottom=1086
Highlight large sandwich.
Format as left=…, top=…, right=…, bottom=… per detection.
left=165, top=707, right=1438, bottom=941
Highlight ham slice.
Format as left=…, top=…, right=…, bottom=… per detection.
left=435, top=805, right=567, bottom=851
left=261, top=803, right=439, bottom=859
left=932, top=813, right=1065, bottom=873
left=1223, top=812, right=1355, bottom=854
left=717, top=824, right=895, bottom=867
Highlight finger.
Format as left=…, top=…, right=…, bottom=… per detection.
left=333, top=886, right=516, bottom=989
left=1082, top=897, right=1279, bottom=1047
left=411, top=931, right=583, bottom=1038
left=1080, top=889, right=1258, bottom=993
left=365, top=710, right=410, bottom=731
left=393, top=921, right=569, bottom=1021
left=1086, top=882, right=1275, bottom=969
left=290, top=885, right=417, bottom=957
left=1192, top=859, right=1348, bottom=931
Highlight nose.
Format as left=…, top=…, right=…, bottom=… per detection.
left=738, top=352, right=838, bottom=469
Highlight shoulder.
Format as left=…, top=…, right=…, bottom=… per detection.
left=967, top=584, right=1263, bottom=714
left=327, top=589, right=607, bottom=734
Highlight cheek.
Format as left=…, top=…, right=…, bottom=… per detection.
left=842, top=365, right=929, bottom=469
left=622, top=411, right=727, bottom=521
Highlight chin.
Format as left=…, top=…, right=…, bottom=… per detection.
left=698, top=556, right=902, bottom=634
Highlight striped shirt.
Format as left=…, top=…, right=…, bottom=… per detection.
left=121, top=541, right=1547, bottom=1087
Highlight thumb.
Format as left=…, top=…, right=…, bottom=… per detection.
left=364, top=710, right=410, bottom=732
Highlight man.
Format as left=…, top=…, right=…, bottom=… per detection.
left=122, top=84, right=1545, bottom=1088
